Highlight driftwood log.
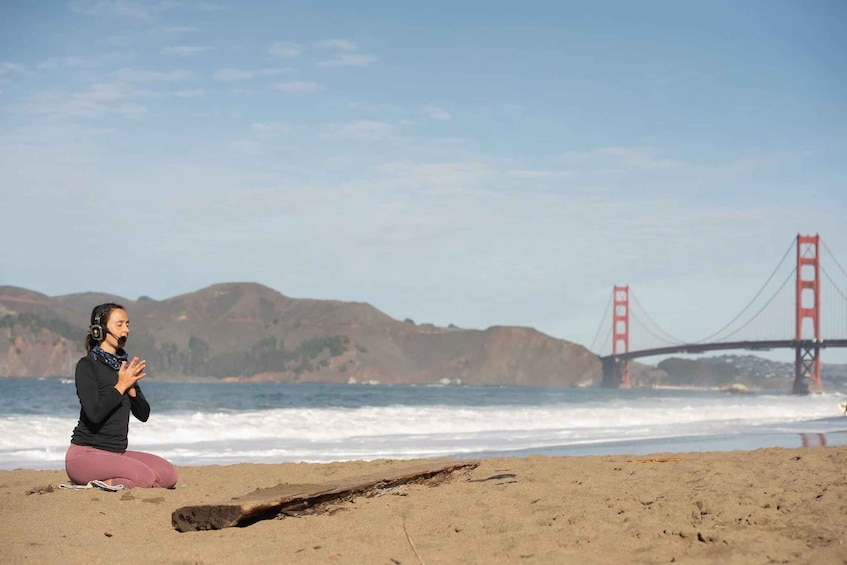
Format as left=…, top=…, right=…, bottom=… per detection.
left=172, top=460, right=479, bottom=532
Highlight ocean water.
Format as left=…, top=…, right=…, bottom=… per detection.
left=1, top=378, right=846, bottom=471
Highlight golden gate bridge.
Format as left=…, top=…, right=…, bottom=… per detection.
left=593, top=234, right=847, bottom=394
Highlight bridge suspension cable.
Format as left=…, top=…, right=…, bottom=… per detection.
left=690, top=237, right=796, bottom=344
left=822, top=266, right=847, bottom=304
left=706, top=268, right=795, bottom=342
left=820, top=239, right=847, bottom=339
left=629, top=291, right=687, bottom=346
left=590, top=292, right=613, bottom=354
left=822, top=267, right=847, bottom=338
left=821, top=239, right=847, bottom=281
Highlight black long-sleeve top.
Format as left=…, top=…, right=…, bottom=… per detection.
left=70, top=355, right=150, bottom=452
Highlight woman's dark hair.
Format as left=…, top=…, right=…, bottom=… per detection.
left=84, top=302, right=126, bottom=354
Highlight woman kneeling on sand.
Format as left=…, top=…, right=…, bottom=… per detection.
left=64, top=302, right=178, bottom=490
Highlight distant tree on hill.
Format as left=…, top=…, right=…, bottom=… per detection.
left=186, top=336, right=210, bottom=373
left=657, top=357, right=738, bottom=386
left=135, top=334, right=350, bottom=379
left=0, top=314, right=85, bottom=343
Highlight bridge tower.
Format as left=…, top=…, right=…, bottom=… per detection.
left=794, top=234, right=822, bottom=394
left=612, top=285, right=632, bottom=388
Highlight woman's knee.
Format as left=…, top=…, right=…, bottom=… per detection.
left=64, top=445, right=116, bottom=485
left=157, top=462, right=179, bottom=489
left=114, top=465, right=158, bottom=489
left=123, top=451, right=179, bottom=488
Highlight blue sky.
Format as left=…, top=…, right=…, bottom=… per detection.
left=2, top=0, right=846, bottom=362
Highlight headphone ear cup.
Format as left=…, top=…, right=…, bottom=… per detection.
left=90, top=324, right=104, bottom=341
left=90, top=311, right=104, bottom=342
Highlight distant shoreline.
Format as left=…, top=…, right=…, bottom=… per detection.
left=0, top=376, right=818, bottom=391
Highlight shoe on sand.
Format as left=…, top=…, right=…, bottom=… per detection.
left=58, top=483, right=90, bottom=490
left=59, top=480, right=125, bottom=492
left=89, top=480, right=125, bottom=491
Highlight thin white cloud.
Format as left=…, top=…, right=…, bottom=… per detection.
left=371, top=161, right=492, bottom=194
left=191, top=1, right=228, bottom=12
left=347, top=101, right=380, bottom=113
left=0, top=62, right=28, bottom=76
left=229, top=139, right=263, bottom=155
left=316, top=38, right=375, bottom=67
left=252, top=122, right=291, bottom=135
left=69, top=0, right=153, bottom=19
left=271, top=81, right=323, bottom=93
left=318, top=53, right=375, bottom=67
left=0, top=63, right=26, bottom=87
left=559, top=150, right=592, bottom=166
left=332, top=120, right=395, bottom=141
left=594, top=146, right=680, bottom=170
left=161, top=45, right=213, bottom=56
left=15, top=88, right=148, bottom=118
left=506, top=170, right=574, bottom=180
left=214, top=68, right=255, bottom=81
left=213, top=68, right=286, bottom=81
left=103, top=34, right=135, bottom=47
left=317, top=39, right=358, bottom=51
left=37, top=57, right=91, bottom=70
left=159, top=25, right=198, bottom=33
left=435, top=137, right=473, bottom=145
left=112, top=67, right=193, bottom=82
left=70, top=0, right=227, bottom=19
left=561, top=146, right=681, bottom=170
left=85, top=81, right=150, bottom=102
left=422, top=105, right=450, bottom=121
left=175, top=89, right=205, bottom=98
left=11, top=67, right=196, bottom=120
left=269, top=42, right=302, bottom=58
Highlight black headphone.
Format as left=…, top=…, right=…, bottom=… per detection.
left=89, top=310, right=106, bottom=342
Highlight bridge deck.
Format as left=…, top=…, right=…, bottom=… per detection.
left=599, top=339, right=847, bottom=362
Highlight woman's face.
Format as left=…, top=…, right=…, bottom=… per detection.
left=101, top=308, right=130, bottom=351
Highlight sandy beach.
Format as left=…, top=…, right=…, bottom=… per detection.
left=2, top=447, right=846, bottom=564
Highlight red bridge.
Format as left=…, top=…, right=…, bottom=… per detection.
left=595, top=235, right=847, bottom=394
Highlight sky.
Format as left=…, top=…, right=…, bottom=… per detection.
left=2, top=0, right=846, bottom=362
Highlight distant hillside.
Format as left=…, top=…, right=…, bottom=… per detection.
left=652, top=354, right=847, bottom=390
left=0, top=283, right=600, bottom=386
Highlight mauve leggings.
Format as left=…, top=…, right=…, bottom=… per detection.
left=65, top=444, right=179, bottom=489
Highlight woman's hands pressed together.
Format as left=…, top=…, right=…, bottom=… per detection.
left=115, top=357, right=146, bottom=396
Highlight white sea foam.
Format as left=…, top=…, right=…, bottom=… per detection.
left=3, top=393, right=846, bottom=470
